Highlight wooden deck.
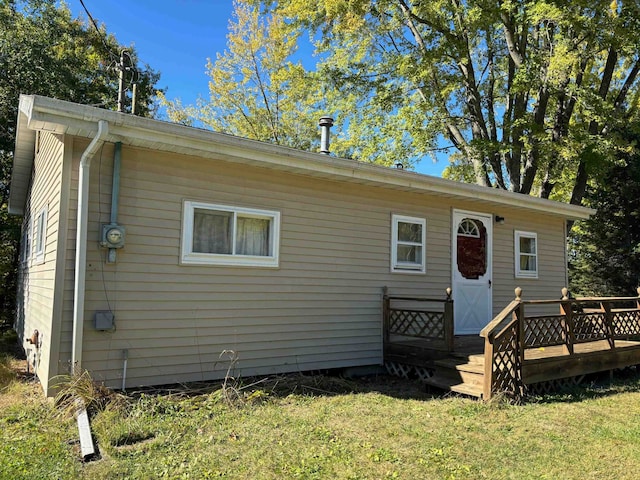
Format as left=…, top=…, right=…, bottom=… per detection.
left=383, top=288, right=640, bottom=399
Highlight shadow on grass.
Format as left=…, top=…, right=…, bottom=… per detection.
left=527, top=367, right=640, bottom=404
left=123, top=365, right=640, bottom=408
left=124, top=369, right=438, bottom=405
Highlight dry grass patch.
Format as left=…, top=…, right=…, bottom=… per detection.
left=0, top=354, right=16, bottom=390
left=0, top=363, right=81, bottom=479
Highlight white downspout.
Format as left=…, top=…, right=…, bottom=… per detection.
left=72, top=120, right=109, bottom=370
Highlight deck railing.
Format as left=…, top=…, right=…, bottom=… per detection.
left=382, top=287, right=454, bottom=352
left=480, top=287, right=640, bottom=400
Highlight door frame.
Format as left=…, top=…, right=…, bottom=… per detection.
left=451, top=209, right=493, bottom=334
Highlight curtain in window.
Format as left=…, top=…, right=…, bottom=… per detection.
left=519, top=237, right=537, bottom=272
left=519, top=237, right=536, bottom=254
left=236, top=217, right=270, bottom=256
left=193, top=209, right=232, bottom=254
left=520, top=255, right=536, bottom=271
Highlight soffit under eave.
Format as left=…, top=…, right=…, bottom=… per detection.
left=102, top=124, right=594, bottom=221
left=71, top=131, right=596, bottom=222
left=107, top=131, right=593, bottom=221
left=8, top=106, right=36, bottom=215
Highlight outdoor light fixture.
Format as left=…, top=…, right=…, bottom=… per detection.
left=495, top=215, right=505, bottom=225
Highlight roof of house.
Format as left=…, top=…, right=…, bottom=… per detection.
left=10, top=94, right=594, bottom=220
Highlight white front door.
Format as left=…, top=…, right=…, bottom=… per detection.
left=452, top=210, right=493, bottom=334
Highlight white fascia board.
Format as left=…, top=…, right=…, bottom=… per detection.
left=8, top=97, right=37, bottom=215
left=16, top=95, right=595, bottom=221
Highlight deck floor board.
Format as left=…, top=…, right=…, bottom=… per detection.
left=524, top=339, right=640, bottom=360
left=387, top=335, right=640, bottom=359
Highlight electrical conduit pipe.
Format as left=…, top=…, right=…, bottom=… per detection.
left=72, top=120, right=109, bottom=370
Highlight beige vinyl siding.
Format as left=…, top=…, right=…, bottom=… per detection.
left=77, top=146, right=455, bottom=388
left=492, top=212, right=567, bottom=316
left=58, top=141, right=572, bottom=390
left=16, top=132, right=65, bottom=395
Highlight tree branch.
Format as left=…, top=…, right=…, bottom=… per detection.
left=500, top=11, right=523, bottom=67
left=571, top=47, right=618, bottom=206
left=614, top=58, right=640, bottom=110
left=249, top=47, right=279, bottom=143
left=395, top=0, right=459, bottom=44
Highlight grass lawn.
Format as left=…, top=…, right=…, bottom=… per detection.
left=1, top=345, right=640, bottom=479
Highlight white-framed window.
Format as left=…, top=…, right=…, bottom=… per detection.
left=21, top=219, right=32, bottom=264
left=391, top=214, right=426, bottom=273
left=181, top=201, right=280, bottom=267
left=33, top=207, right=47, bottom=264
left=515, top=230, right=538, bottom=278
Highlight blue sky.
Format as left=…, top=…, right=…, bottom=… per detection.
left=64, top=1, right=446, bottom=176
left=65, top=1, right=233, bottom=105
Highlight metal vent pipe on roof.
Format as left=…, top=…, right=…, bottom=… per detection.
left=319, top=117, right=334, bottom=155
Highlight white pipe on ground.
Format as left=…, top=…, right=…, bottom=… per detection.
left=71, top=120, right=109, bottom=370
left=76, top=399, right=96, bottom=459
left=121, top=349, right=128, bottom=391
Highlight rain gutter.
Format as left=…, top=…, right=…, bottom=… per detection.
left=71, top=120, right=109, bottom=369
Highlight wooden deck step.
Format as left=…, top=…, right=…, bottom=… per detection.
left=435, top=357, right=485, bottom=373
left=423, top=356, right=486, bottom=398
left=450, top=352, right=484, bottom=365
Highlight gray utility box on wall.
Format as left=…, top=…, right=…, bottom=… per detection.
left=94, top=311, right=115, bottom=331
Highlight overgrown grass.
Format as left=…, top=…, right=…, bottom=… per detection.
left=0, top=362, right=82, bottom=479
left=0, top=353, right=15, bottom=389
left=1, top=349, right=639, bottom=479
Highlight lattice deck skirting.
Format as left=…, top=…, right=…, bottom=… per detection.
left=526, top=375, right=586, bottom=395
left=385, top=361, right=434, bottom=382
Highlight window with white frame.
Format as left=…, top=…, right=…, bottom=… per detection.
left=21, top=219, right=32, bottom=264
left=515, top=230, right=538, bottom=278
left=391, top=214, right=426, bottom=273
left=33, top=207, right=47, bottom=263
left=181, top=201, right=280, bottom=267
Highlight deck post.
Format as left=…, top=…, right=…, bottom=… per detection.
left=516, top=302, right=526, bottom=371
left=514, top=288, right=525, bottom=397
left=601, top=301, right=616, bottom=349
left=444, top=287, right=454, bottom=352
left=483, top=334, right=495, bottom=401
left=560, top=288, right=575, bottom=355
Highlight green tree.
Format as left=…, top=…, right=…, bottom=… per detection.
left=569, top=127, right=640, bottom=296
left=161, top=0, right=324, bottom=152
left=262, top=0, right=640, bottom=203
left=0, top=0, right=162, bottom=326
left=163, top=0, right=428, bottom=167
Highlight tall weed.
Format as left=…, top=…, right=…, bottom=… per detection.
left=0, top=354, right=16, bottom=390
left=53, top=369, right=127, bottom=418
